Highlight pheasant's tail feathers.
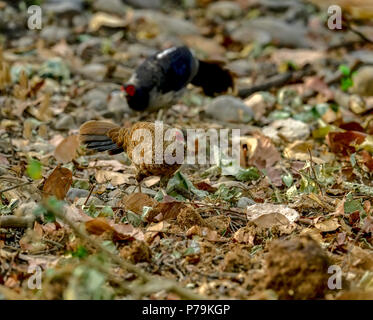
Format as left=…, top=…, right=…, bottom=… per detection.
left=79, top=121, right=124, bottom=154
left=191, top=60, right=235, bottom=96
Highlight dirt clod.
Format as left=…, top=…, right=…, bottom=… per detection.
left=264, top=236, right=330, bottom=299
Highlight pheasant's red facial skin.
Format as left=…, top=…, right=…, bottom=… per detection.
left=124, top=84, right=136, bottom=97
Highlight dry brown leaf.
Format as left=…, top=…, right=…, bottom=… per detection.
left=54, top=135, right=80, bottom=163
left=147, top=198, right=187, bottom=222
left=43, top=166, right=73, bottom=200
left=85, top=217, right=144, bottom=241
left=247, top=204, right=299, bottom=228
left=121, top=192, right=157, bottom=215
left=283, top=141, right=324, bottom=163
left=315, top=218, right=341, bottom=232
left=271, top=49, right=325, bottom=68
left=88, top=160, right=128, bottom=172
left=95, top=170, right=134, bottom=186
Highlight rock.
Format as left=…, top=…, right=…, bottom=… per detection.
left=76, top=38, right=102, bottom=61
left=66, top=188, right=90, bottom=202
left=55, top=114, right=76, bottom=130
left=83, top=89, right=108, bottom=111
left=207, top=1, right=242, bottom=20
left=205, top=96, right=254, bottom=123
left=40, top=26, right=70, bottom=45
left=100, top=92, right=133, bottom=119
left=43, top=0, right=83, bottom=17
left=244, top=92, right=276, bottom=121
left=262, top=118, right=310, bottom=143
left=93, top=0, right=127, bottom=15
left=227, top=59, right=254, bottom=77
left=124, top=0, right=161, bottom=9
left=39, top=58, right=70, bottom=81
left=265, top=236, right=330, bottom=299
left=79, top=63, right=107, bottom=81
left=231, top=18, right=309, bottom=48
left=76, top=196, right=104, bottom=206
left=133, top=10, right=199, bottom=36
left=352, top=66, right=373, bottom=96
left=237, top=197, right=255, bottom=208
left=351, top=50, right=373, bottom=65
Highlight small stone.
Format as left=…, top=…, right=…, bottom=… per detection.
left=43, top=0, right=83, bottom=16
left=93, top=0, right=127, bottom=15
left=352, top=66, right=373, bottom=96
left=79, top=63, right=107, bottom=81
left=207, top=1, right=242, bottom=20
left=124, top=0, right=161, bottom=9
left=40, top=26, right=70, bottom=44
left=237, top=197, right=255, bottom=208
left=205, top=95, right=254, bottom=123
left=262, top=118, right=310, bottom=143
left=101, top=92, right=133, bottom=119
left=55, top=114, right=76, bottom=130
left=244, top=92, right=276, bottom=121
left=76, top=196, right=104, bottom=206
left=66, top=188, right=90, bottom=202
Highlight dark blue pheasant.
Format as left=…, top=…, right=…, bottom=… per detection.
left=122, top=46, right=234, bottom=112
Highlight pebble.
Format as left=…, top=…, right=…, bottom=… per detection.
left=43, top=0, right=83, bottom=16
left=55, top=114, right=76, bottom=130
left=79, top=63, right=107, bottom=81
left=237, top=197, right=255, bottom=208
left=124, top=0, right=162, bottom=9
left=244, top=92, right=276, bottom=121
left=93, top=0, right=127, bottom=15
left=76, top=196, right=104, bottom=206
left=66, top=188, right=90, bottom=202
left=351, top=66, right=373, bottom=96
left=205, top=96, right=254, bottom=123
left=262, top=118, right=310, bottom=143
left=40, top=26, right=70, bottom=44
left=207, top=1, right=242, bottom=20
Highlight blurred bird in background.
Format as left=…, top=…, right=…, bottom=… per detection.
left=122, top=46, right=234, bottom=113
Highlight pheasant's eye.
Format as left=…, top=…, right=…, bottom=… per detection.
left=124, top=85, right=136, bottom=97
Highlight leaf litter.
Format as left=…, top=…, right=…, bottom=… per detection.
left=0, top=0, right=372, bottom=301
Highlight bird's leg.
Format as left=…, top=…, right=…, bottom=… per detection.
left=156, top=108, right=165, bottom=121
left=159, top=176, right=169, bottom=196
left=135, top=172, right=146, bottom=194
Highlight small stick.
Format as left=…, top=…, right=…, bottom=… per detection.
left=0, top=215, right=35, bottom=228
left=0, top=181, right=32, bottom=195
left=308, top=148, right=323, bottom=195
left=83, top=184, right=95, bottom=206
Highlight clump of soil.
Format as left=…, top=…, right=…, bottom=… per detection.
left=220, top=245, right=251, bottom=272
left=264, top=235, right=330, bottom=299
left=120, top=241, right=152, bottom=263
left=205, top=215, right=230, bottom=235
left=177, top=207, right=206, bottom=229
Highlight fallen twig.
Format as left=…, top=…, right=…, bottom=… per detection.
left=0, top=215, right=35, bottom=228
left=238, top=65, right=314, bottom=99
left=0, top=181, right=32, bottom=194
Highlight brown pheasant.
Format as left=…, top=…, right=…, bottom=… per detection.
left=79, top=121, right=185, bottom=191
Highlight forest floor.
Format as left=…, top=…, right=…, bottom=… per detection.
left=0, top=0, right=372, bottom=300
